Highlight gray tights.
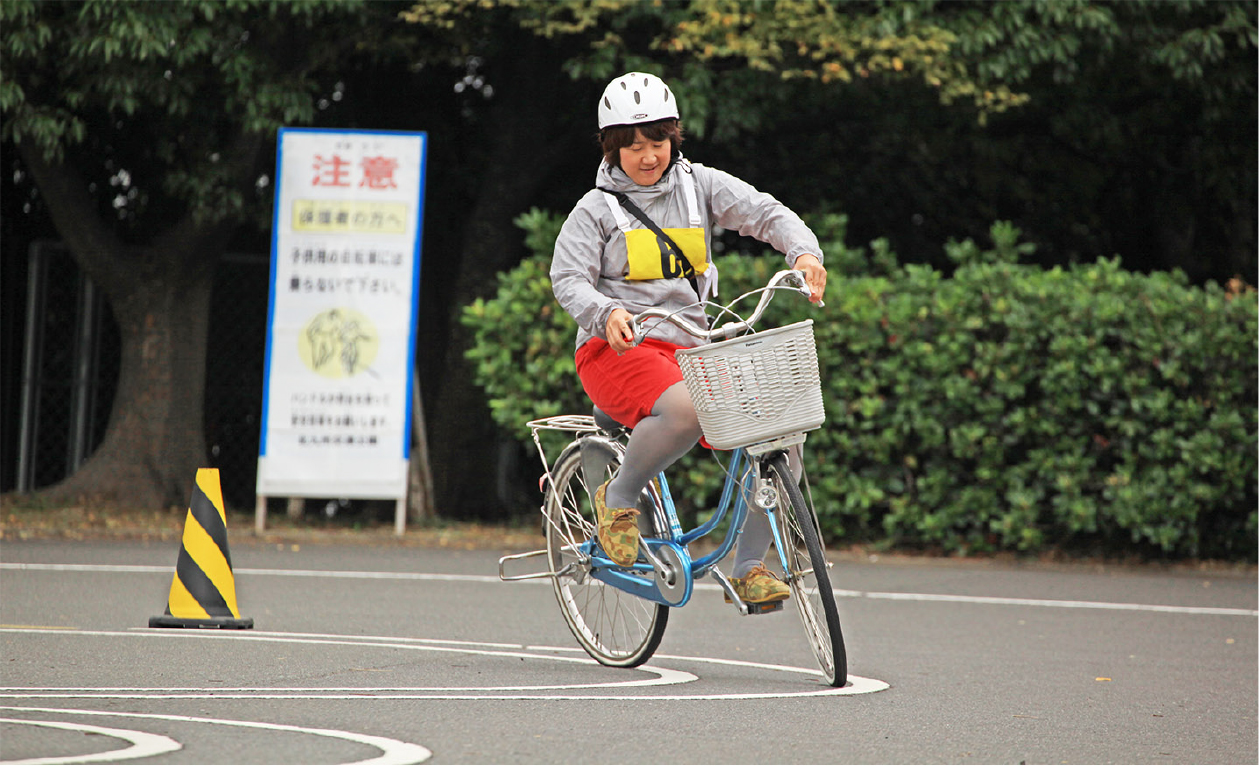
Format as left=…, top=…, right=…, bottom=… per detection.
left=605, top=382, right=700, bottom=509
left=604, top=381, right=803, bottom=579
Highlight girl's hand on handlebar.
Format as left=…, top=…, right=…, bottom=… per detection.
left=794, top=254, right=827, bottom=303
left=606, top=308, right=636, bottom=353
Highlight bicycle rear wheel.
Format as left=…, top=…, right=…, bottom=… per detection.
left=544, top=444, right=668, bottom=667
left=766, top=453, right=847, bottom=687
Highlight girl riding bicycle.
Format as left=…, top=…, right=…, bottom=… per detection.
left=550, top=71, right=828, bottom=606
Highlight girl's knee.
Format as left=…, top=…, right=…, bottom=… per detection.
left=650, top=382, right=702, bottom=442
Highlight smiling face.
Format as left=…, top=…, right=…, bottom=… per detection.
left=600, top=118, right=684, bottom=186
left=618, top=129, right=672, bottom=186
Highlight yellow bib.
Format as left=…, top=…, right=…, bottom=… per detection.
left=624, top=227, right=708, bottom=281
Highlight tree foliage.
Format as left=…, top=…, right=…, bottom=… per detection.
left=1, top=0, right=373, bottom=227
left=0, top=0, right=385, bottom=508
left=401, top=0, right=1033, bottom=134
left=403, top=0, right=1255, bottom=279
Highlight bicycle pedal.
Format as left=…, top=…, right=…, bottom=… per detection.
left=723, top=595, right=786, bottom=614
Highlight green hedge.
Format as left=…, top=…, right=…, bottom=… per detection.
left=463, top=211, right=1258, bottom=560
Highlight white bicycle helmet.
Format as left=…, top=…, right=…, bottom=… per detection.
left=597, top=72, right=679, bottom=129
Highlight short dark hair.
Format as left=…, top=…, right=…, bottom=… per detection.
left=600, top=118, right=684, bottom=169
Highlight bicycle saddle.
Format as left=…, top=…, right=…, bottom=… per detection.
left=592, top=407, right=628, bottom=432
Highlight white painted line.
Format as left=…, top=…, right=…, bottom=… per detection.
left=0, top=717, right=182, bottom=765
left=1, top=564, right=173, bottom=574
left=6, top=562, right=1251, bottom=616
left=851, top=590, right=1259, bottom=616
left=0, top=707, right=430, bottom=765
left=536, top=643, right=855, bottom=680
left=0, top=687, right=883, bottom=700
left=0, top=628, right=698, bottom=692
left=0, top=630, right=885, bottom=700
left=484, top=674, right=890, bottom=699
left=1, top=563, right=495, bottom=582
left=215, top=629, right=528, bottom=650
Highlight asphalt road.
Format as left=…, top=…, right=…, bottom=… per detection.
left=1, top=537, right=1255, bottom=764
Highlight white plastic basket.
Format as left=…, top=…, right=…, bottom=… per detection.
left=675, top=320, right=825, bottom=450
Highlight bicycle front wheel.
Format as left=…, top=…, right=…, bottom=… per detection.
left=544, top=444, right=668, bottom=668
left=767, top=452, right=848, bottom=687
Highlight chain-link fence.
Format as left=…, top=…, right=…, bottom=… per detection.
left=13, top=242, right=119, bottom=490
left=11, top=241, right=270, bottom=510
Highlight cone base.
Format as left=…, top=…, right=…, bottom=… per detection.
left=149, top=615, right=254, bottom=629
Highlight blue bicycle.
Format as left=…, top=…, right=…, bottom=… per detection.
left=500, top=270, right=847, bottom=687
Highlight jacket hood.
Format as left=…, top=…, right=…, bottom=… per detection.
left=595, top=155, right=686, bottom=200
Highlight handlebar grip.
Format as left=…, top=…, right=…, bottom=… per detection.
left=782, top=267, right=825, bottom=307
left=627, top=316, right=643, bottom=347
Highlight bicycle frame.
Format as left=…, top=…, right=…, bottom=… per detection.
left=572, top=436, right=801, bottom=611
left=499, top=414, right=802, bottom=611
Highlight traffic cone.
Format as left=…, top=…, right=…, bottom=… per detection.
left=149, top=468, right=253, bottom=629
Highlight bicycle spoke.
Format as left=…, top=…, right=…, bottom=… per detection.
left=544, top=445, right=668, bottom=667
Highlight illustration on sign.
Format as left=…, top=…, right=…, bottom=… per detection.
left=298, top=308, right=379, bottom=379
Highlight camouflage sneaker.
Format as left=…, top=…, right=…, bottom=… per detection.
left=594, top=480, right=640, bottom=567
left=726, top=564, right=791, bottom=604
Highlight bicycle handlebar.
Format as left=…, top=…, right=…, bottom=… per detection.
left=630, top=269, right=818, bottom=345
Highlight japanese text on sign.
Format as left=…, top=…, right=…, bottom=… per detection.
left=292, top=200, right=409, bottom=235
left=312, top=152, right=401, bottom=189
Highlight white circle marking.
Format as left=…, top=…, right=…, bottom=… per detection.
left=0, top=717, right=182, bottom=765
left=0, top=628, right=887, bottom=700
left=0, top=707, right=430, bottom=765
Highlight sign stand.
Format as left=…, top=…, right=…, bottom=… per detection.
left=254, top=496, right=407, bottom=537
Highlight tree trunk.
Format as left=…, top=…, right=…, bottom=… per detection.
left=43, top=268, right=215, bottom=509
left=14, top=139, right=254, bottom=510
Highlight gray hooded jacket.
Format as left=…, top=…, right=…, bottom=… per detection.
left=551, top=157, right=824, bottom=351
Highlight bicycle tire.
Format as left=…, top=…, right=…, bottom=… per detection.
left=544, top=445, right=668, bottom=668
left=767, top=452, right=848, bottom=687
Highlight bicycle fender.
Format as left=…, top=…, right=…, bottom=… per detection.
left=576, top=434, right=625, bottom=492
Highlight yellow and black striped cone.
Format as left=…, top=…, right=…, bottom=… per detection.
left=149, top=468, right=253, bottom=629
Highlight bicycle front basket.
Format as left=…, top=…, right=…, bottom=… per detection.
left=675, top=319, right=825, bottom=450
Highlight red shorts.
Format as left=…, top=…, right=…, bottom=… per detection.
left=575, top=338, right=689, bottom=429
